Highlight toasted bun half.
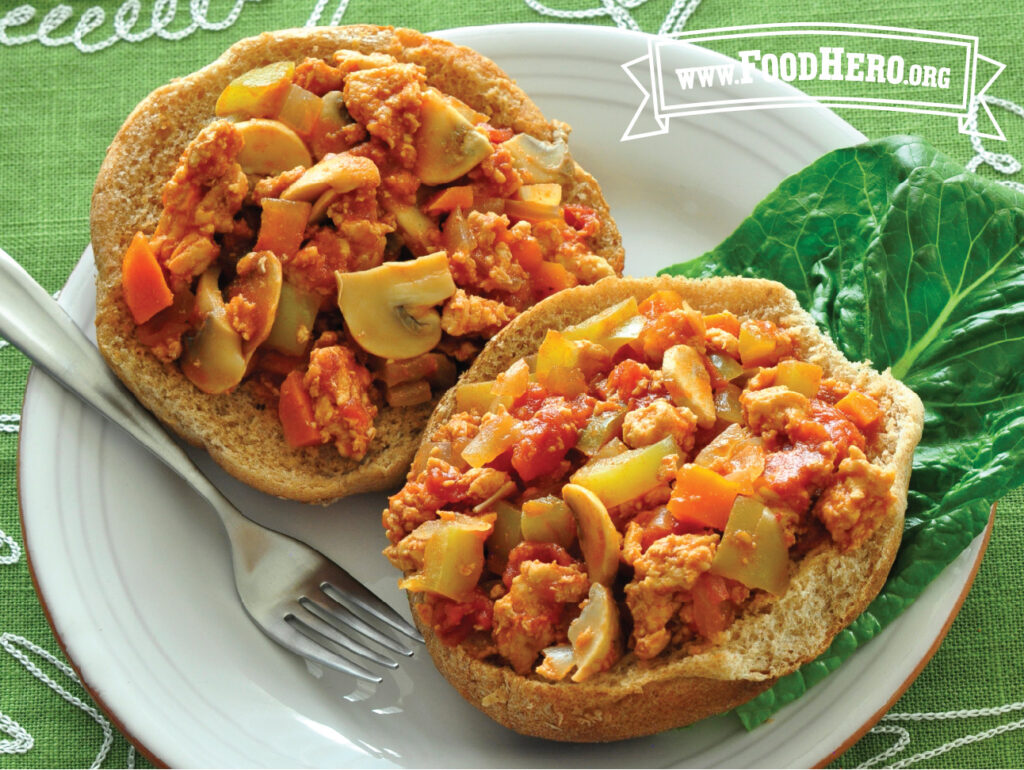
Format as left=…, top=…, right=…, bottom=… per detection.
left=91, top=26, right=623, bottom=504
left=409, top=275, right=923, bottom=742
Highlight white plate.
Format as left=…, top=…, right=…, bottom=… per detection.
left=18, top=23, right=988, bottom=768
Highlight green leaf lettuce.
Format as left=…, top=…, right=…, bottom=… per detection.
left=661, top=136, right=1024, bottom=727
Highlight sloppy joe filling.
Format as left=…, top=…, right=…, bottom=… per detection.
left=119, top=50, right=617, bottom=459
left=383, top=289, right=895, bottom=682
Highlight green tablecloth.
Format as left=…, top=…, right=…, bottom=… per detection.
left=1, top=1, right=1022, bottom=767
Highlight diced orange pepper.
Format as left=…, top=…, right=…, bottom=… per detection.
left=278, top=369, right=321, bottom=448
left=667, top=464, right=741, bottom=530
left=638, top=289, right=684, bottom=320
left=480, top=123, right=514, bottom=144
left=510, top=237, right=544, bottom=272
left=122, top=231, right=173, bottom=324
left=255, top=198, right=311, bottom=257
left=703, top=311, right=741, bottom=337
left=531, top=261, right=577, bottom=299
left=423, top=185, right=473, bottom=215
left=835, top=390, right=883, bottom=430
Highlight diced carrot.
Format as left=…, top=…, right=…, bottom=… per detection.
left=703, top=311, right=741, bottom=337
left=835, top=390, right=883, bottom=430
left=423, top=185, right=473, bottom=215
left=531, top=261, right=577, bottom=299
left=667, top=464, right=741, bottom=530
left=255, top=198, right=311, bottom=257
left=278, top=370, right=321, bottom=448
left=122, top=231, right=173, bottom=325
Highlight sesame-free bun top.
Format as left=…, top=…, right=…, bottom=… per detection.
left=91, top=26, right=623, bottom=503
left=407, top=275, right=923, bottom=742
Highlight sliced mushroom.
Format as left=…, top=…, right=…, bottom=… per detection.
left=235, top=119, right=312, bottom=176
left=226, top=251, right=283, bottom=358
left=499, top=133, right=574, bottom=185
left=336, top=251, right=456, bottom=360
left=414, top=88, right=492, bottom=185
left=281, top=152, right=380, bottom=203
left=662, top=344, right=716, bottom=428
left=180, top=311, right=246, bottom=395
left=386, top=201, right=442, bottom=256
left=181, top=268, right=245, bottom=395
left=567, top=582, right=622, bottom=682
left=308, top=188, right=338, bottom=223
left=562, top=483, right=621, bottom=586
left=535, top=644, right=576, bottom=682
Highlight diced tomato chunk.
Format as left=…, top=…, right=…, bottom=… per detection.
left=562, top=205, right=600, bottom=237
left=510, top=394, right=594, bottom=481
left=417, top=588, right=494, bottom=646
left=691, top=572, right=736, bottom=638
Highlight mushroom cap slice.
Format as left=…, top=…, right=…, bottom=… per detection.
left=499, top=133, right=574, bottom=185
left=562, top=483, right=621, bottom=586
left=567, top=582, right=622, bottom=682
left=235, top=119, right=312, bottom=176
left=413, top=88, right=492, bottom=185
left=336, top=251, right=456, bottom=360
left=282, top=152, right=380, bottom=202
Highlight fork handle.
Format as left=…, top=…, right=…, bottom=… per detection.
left=0, top=247, right=243, bottom=526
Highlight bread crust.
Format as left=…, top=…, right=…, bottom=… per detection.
left=91, top=26, right=623, bottom=504
left=410, top=275, right=923, bottom=742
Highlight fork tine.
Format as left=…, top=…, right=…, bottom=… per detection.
left=298, top=598, right=403, bottom=668
left=281, top=614, right=383, bottom=684
left=310, top=592, right=416, bottom=657
left=321, top=579, right=424, bottom=643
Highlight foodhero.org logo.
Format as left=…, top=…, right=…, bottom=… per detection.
left=623, top=23, right=1005, bottom=141
left=685, top=47, right=953, bottom=91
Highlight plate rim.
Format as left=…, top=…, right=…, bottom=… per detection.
left=14, top=21, right=988, bottom=768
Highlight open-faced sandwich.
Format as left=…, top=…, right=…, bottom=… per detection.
left=91, top=26, right=623, bottom=502
left=383, top=275, right=923, bottom=741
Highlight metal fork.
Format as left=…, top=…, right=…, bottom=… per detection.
left=0, top=247, right=422, bottom=683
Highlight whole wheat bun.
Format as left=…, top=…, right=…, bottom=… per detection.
left=91, top=26, right=623, bottom=504
left=409, top=275, right=924, bottom=742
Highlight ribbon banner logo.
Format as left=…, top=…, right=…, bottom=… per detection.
left=623, top=23, right=1005, bottom=141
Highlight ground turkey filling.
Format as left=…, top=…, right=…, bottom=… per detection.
left=383, top=289, right=896, bottom=682
left=119, top=48, right=617, bottom=459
